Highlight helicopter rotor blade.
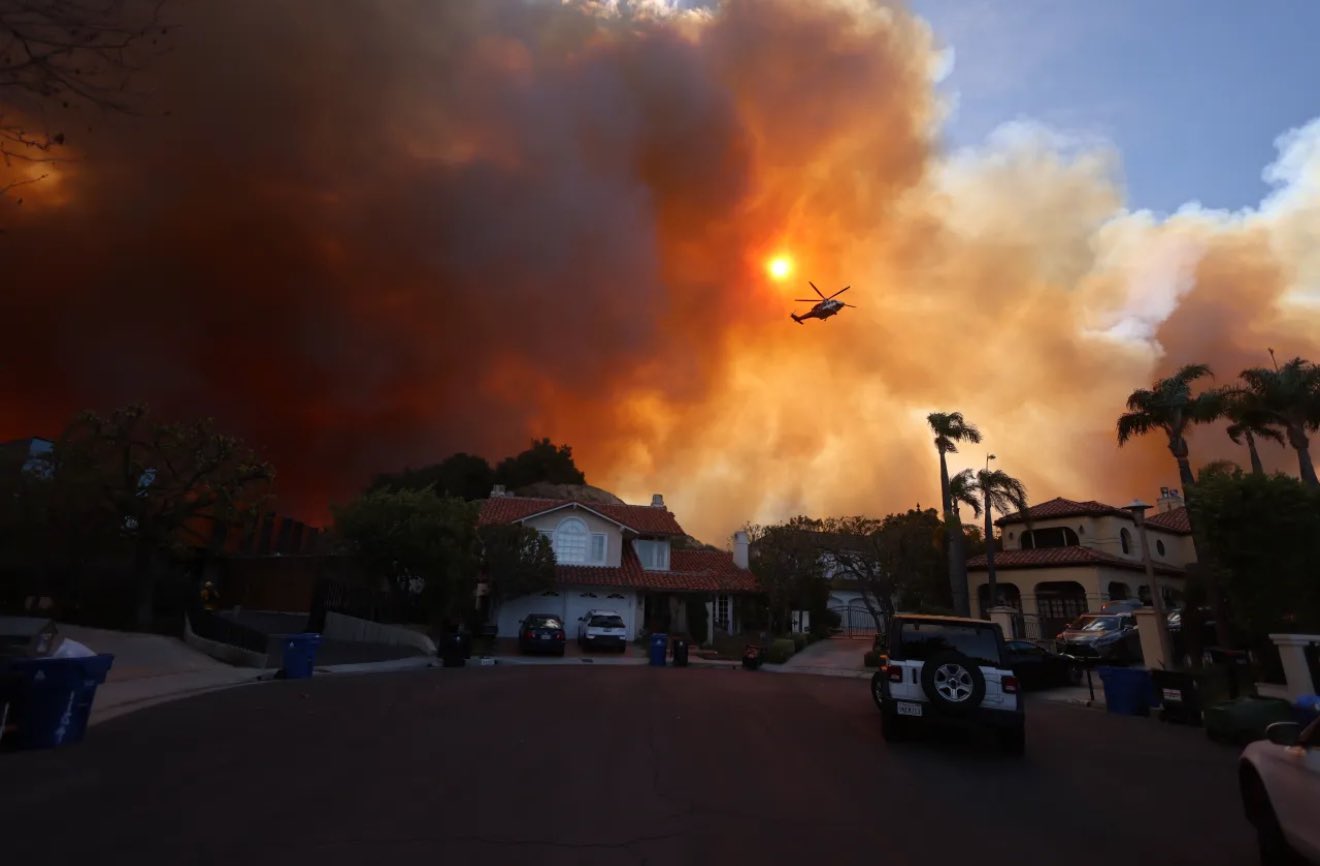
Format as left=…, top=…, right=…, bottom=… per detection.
left=827, top=285, right=851, bottom=299
left=809, top=281, right=826, bottom=300
left=794, top=299, right=819, bottom=303
left=842, top=303, right=857, bottom=308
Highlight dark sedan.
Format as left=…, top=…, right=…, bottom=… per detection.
left=1005, top=639, right=1083, bottom=690
left=518, top=614, right=566, bottom=656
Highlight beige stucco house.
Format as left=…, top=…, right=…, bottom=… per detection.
left=477, top=488, right=759, bottom=643
left=966, top=487, right=1193, bottom=640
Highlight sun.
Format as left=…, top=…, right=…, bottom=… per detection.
left=766, top=254, right=793, bottom=281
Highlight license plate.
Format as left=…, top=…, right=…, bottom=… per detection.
left=896, top=701, right=923, bottom=717
left=539, top=634, right=550, bottom=640
left=1162, top=688, right=1182, bottom=702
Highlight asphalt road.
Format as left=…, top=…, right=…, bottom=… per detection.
left=1, top=666, right=1257, bottom=865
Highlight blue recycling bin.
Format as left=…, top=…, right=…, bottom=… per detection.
left=1294, top=694, right=1320, bottom=725
left=281, top=633, right=322, bottom=679
left=4, top=654, right=115, bottom=749
left=1098, top=666, right=1155, bottom=716
left=649, top=633, right=668, bottom=667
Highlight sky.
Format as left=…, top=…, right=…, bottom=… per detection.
left=912, top=0, right=1320, bottom=213
left=2, top=0, right=1318, bottom=547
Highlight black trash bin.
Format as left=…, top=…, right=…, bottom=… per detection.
left=1152, top=669, right=1203, bottom=725
left=1206, top=648, right=1256, bottom=699
left=672, top=639, right=689, bottom=667
left=441, top=631, right=466, bottom=668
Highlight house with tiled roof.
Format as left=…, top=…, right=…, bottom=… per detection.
left=477, top=486, right=759, bottom=642
left=966, top=486, right=1194, bottom=639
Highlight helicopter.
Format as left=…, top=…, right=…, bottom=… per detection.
left=791, top=282, right=855, bottom=324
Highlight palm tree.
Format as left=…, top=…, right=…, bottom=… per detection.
left=1117, top=364, right=1225, bottom=491
left=948, top=469, right=982, bottom=519
left=1223, top=388, right=1284, bottom=476
left=976, top=467, right=1030, bottom=612
left=1239, top=356, right=1320, bottom=487
left=927, top=412, right=981, bottom=617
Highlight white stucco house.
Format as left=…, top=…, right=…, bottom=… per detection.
left=477, top=487, right=760, bottom=643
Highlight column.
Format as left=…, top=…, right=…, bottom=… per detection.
left=1270, top=634, right=1320, bottom=700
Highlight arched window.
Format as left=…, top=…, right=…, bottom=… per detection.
left=553, top=518, right=589, bottom=563
left=1156, top=539, right=1166, bottom=556
left=1020, top=527, right=1079, bottom=549
left=1120, top=528, right=1132, bottom=555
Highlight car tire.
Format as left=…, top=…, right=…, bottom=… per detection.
left=920, top=652, right=986, bottom=715
left=998, top=722, right=1026, bottom=756
left=880, top=705, right=907, bottom=743
left=870, top=672, right=886, bottom=711
left=1242, top=767, right=1294, bottom=865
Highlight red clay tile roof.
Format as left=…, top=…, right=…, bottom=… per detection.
left=549, top=546, right=759, bottom=593
left=995, top=497, right=1130, bottom=526
left=1145, top=506, right=1192, bottom=534
left=478, top=496, right=685, bottom=536
left=966, top=545, right=1185, bottom=576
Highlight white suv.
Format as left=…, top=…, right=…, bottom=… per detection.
left=871, top=614, right=1025, bottom=754
left=1239, top=716, right=1320, bottom=864
left=576, top=610, right=628, bottom=652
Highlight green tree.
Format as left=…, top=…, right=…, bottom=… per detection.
left=820, top=509, right=950, bottom=624
left=477, top=522, right=556, bottom=606
left=1117, top=363, right=1225, bottom=492
left=370, top=452, right=494, bottom=501
left=56, top=405, right=273, bottom=627
left=1190, top=471, right=1320, bottom=640
left=927, top=412, right=982, bottom=616
left=332, top=487, right=480, bottom=629
left=494, top=438, right=586, bottom=490
left=745, top=516, right=825, bottom=634
left=1238, top=356, right=1320, bottom=487
left=1223, top=387, right=1285, bottom=476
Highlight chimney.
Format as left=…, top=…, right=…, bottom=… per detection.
left=491, top=484, right=507, bottom=498
left=732, top=530, right=749, bottom=570
left=650, top=493, right=665, bottom=508
left=1157, top=487, right=1182, bottom=513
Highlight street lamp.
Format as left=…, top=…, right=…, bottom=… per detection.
left=1123, top=498, right=1174, bottom=668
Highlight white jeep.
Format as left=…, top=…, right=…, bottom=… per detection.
left=870, top=614, right=1025, bottom=755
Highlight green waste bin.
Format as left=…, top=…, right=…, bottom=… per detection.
left=1203, top=696, right=1295, bottom=745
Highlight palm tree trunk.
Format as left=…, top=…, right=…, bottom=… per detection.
left=984, top=489, right=996, bottom=617
left=938, top=449, right=970, bottom=616
left=1245, top=430, right=1264, bottom=476
left=1290, top=427, right=1320, bottom=487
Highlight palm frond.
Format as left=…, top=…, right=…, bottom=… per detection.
left=1116, top=411, right=1156, bottom=445
left=948, top=468, right=982, bottom=517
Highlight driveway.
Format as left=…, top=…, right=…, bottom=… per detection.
left=778, top=635, right=870, bottom=674
left=0, top=667, right=1255, bottom=865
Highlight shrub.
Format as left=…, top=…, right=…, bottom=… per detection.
left=766, top=638, right=796, bottom=664
left=792, top=632, right=810, bottom=652
left=863, top=650, right=881, bottom=667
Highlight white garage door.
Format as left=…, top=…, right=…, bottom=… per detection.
left=564, top=587, right=634, bottom=638
left=496, top=590, right=566, bottom=637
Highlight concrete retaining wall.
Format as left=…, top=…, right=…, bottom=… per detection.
left=324, top=611, right=437, bottom=655
left=182, top=614, right=270, bottom=668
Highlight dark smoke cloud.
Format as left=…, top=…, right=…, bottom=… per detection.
left=3, top=0, right=1318, bottom=542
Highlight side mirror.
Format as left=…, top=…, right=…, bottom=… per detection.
left=1266, top=721, right=1301, bottom=747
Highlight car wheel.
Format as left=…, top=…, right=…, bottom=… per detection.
left=998, top=723, right=1025, bottom=756
left=920, top=652, right=986, bottom=715
left=1242, top=768, right=1294, bottom=865
left=870, top=672, right=886, bottom=711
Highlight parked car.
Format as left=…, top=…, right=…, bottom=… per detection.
left=1004, top=639, right=1083, bottom=690
left=1056, top=612, right=1142, bottom=663
left=518, top=614, right=566, bottom=656
left=870, top=614, right=1025, bottom=755
left=1239, top=717, right=1320, bottom=864
left=577, top=610, right=628, bottom=652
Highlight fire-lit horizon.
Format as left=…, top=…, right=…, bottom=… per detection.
left=4, top=0, right=1320, bottom=546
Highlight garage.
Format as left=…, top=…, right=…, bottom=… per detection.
left=564, top=587, right=635, bottom=642
left=496, top=589, right=565, bottom=638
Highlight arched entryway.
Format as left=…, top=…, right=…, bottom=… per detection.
left=1034, top=580, right=1088, bottom=640
left=976, top=582, right=1022, bottom=619
left=1107, top=581, right=1131, bottom=601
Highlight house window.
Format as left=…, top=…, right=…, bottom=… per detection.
left=715, top=594, right=730, bottom=629
left=1156, top=539, right=1166, bottom=556
left=1120, top=528, right=1132, bottom=555
left=547, top=518, right=606, bottom=565
left=1021, top=527, right=1079, bottom=549
left=591, top=534, right=607, bottom=563
left=636, top=539, right=670, bottom=570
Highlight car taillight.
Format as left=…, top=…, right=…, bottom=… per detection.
left=887, top=665, right=903, bottom=683
left=555, top=631, right=565, bottom=640
left=1003, top=675, right=1019, bottom=694
left=524, top=631, right=534, bottom=640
